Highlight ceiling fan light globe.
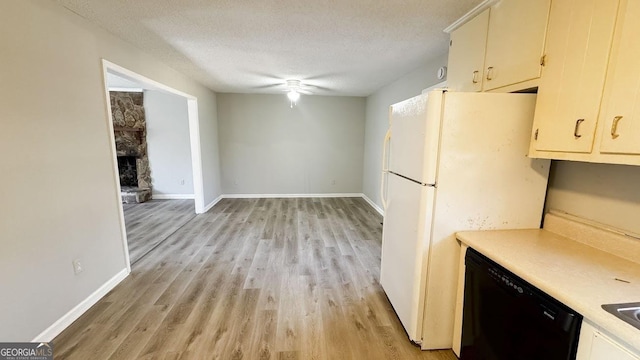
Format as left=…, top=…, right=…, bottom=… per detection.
left=287, top=90, right=300, bottom=102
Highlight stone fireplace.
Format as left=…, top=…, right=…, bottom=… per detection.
left=110, top=91, right=152, bottom=203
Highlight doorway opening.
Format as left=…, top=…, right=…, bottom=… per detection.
left=101, top=60, right=205, bottom=267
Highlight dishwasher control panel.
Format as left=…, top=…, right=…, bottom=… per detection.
left=487, top=266, right=526, bottom=294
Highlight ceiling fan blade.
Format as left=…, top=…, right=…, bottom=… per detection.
left=280, top=88, right=312, bottom=95
left=304, top=72, right=340, bottom=81
left=312, top=85, right=332, bottom=92
left=253, top=83, right=285, bottom=89
left=243, top=70, right=284, bottom=81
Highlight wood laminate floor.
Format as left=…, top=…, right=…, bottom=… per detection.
left=123, top=199, right=196, bottom=264
left=54, top=198, right=457, bottom=360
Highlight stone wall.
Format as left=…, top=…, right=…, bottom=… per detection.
left=110, top=91, right=151, bottom=191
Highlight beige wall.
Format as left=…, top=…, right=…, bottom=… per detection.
left=217, top=94, right=365, bottom=195
left=546, top=161, right=640, bottom=236
left=0, top=0, right=221, bottom=340
left=362, top=53, right=449, bottom=210
left=145, top=90, right=194, bottom=197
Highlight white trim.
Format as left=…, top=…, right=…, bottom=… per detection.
left=152, top=194, right=195, bottom=200
left=101, top=62, right=132, bottom=272
left=443, top=0, right=497, bottom=33
left=187, top=99, right=205, bottom=214
left=32, top=268, right=129, bottom=342
left=361, top=194, right=384, bottom=216
left=102, top=60, right=196, bottom=100
left=202, top=195, right=224, bottom=213
left=222, top=193, right=363, bottom=199
left=108, top=87, right=143, bottom=92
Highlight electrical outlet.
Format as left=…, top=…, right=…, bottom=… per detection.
left=331, top=179, right=336, bottom=185
left=72, top=259, right=83, bottom=275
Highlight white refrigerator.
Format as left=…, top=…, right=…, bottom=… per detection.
left=380, top=90, right=550, bottom=350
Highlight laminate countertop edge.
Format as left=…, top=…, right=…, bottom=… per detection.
left=456, top=228, right=640, bottom=354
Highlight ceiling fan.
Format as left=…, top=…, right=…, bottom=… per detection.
left=283, top=79, right=306, bottom=107
left=254, top=78, right=316, bottom=93
left=256, top=79, right=315, bottom=107
left=251, top=76, right=332, bottom=107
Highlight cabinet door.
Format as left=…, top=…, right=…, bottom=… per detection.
left=591, top=333, right=640, bottom=360
left=447, top=9, right=490, bottom=92
left=531, top=0, right=619, bottom=153
left=483, top=0, right=551, bottom=91
left=576, top=321, right=640, bottom=360
left=598, top=0, right=640, bottom=155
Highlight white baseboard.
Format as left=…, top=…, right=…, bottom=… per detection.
left=361, top=194, right=384, bottom=216
left=202, top=194, right=223, bottom=213
left=222, top=193, right=363, bottom=199
left=32, top=268, right=129, bottom=342
left=152, top=194, right=195, bottom=200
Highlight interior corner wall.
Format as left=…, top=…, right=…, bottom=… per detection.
left=362, top=53, right=449, bottom=210
left=217, top=94, right=366, bottom=195
left=0, top=0, right=221, bottom=341
left=144, top=90, right=194, bottom=197
left=545, top=161, right=640, bottom=236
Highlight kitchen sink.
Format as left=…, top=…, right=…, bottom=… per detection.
left=602, top=303, right=640, bottom=330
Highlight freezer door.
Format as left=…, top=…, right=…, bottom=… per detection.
left=388, top=91, right=443, bottom=185
left=380, top=173, right=435, bottom=343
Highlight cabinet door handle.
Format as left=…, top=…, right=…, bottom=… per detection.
left=611, top=115, right=623, bottom=139
left=486, top=67, right=494, bottom=81
left=472, top=70, right=479, bottom=84
left=574, top=119, right=584, bottom=139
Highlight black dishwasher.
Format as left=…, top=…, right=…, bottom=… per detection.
left=461, top=248, right=582, bottom=360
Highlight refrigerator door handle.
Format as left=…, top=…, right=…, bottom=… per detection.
left=389, top=171, right=431, bottom=186
left=381, top=128, right=392, bottom=210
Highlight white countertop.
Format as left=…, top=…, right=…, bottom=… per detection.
left=456, top=228, right=640, bottom=353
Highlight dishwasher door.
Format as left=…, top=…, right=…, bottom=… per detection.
left=461, top=248, right=582, bottom=360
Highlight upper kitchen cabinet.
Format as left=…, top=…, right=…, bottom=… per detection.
left=483, top=0, right=551, bottom=91
left=445, top=0, right=551, bottom=93
left=447, top=9, right=489, bottom=92
left=597, top=0, right=640, bottom=156
left=529, top=0, right=640, bottom=165
left=530, top=0, right=619, bottom=154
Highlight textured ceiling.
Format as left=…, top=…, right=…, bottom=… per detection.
left=57, top=0, right=482, bottom=96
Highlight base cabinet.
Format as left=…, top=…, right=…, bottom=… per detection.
left=576, top=321, right=640, bottom=360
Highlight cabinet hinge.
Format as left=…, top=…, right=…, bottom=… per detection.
left=534, top=129, right=539, bottom=140
left=540, top=54, right=547, bottom=67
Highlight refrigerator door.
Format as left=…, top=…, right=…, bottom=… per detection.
left=388, top=91, right=443, bottom=185
left=380, top=173, right=435, bottom=343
